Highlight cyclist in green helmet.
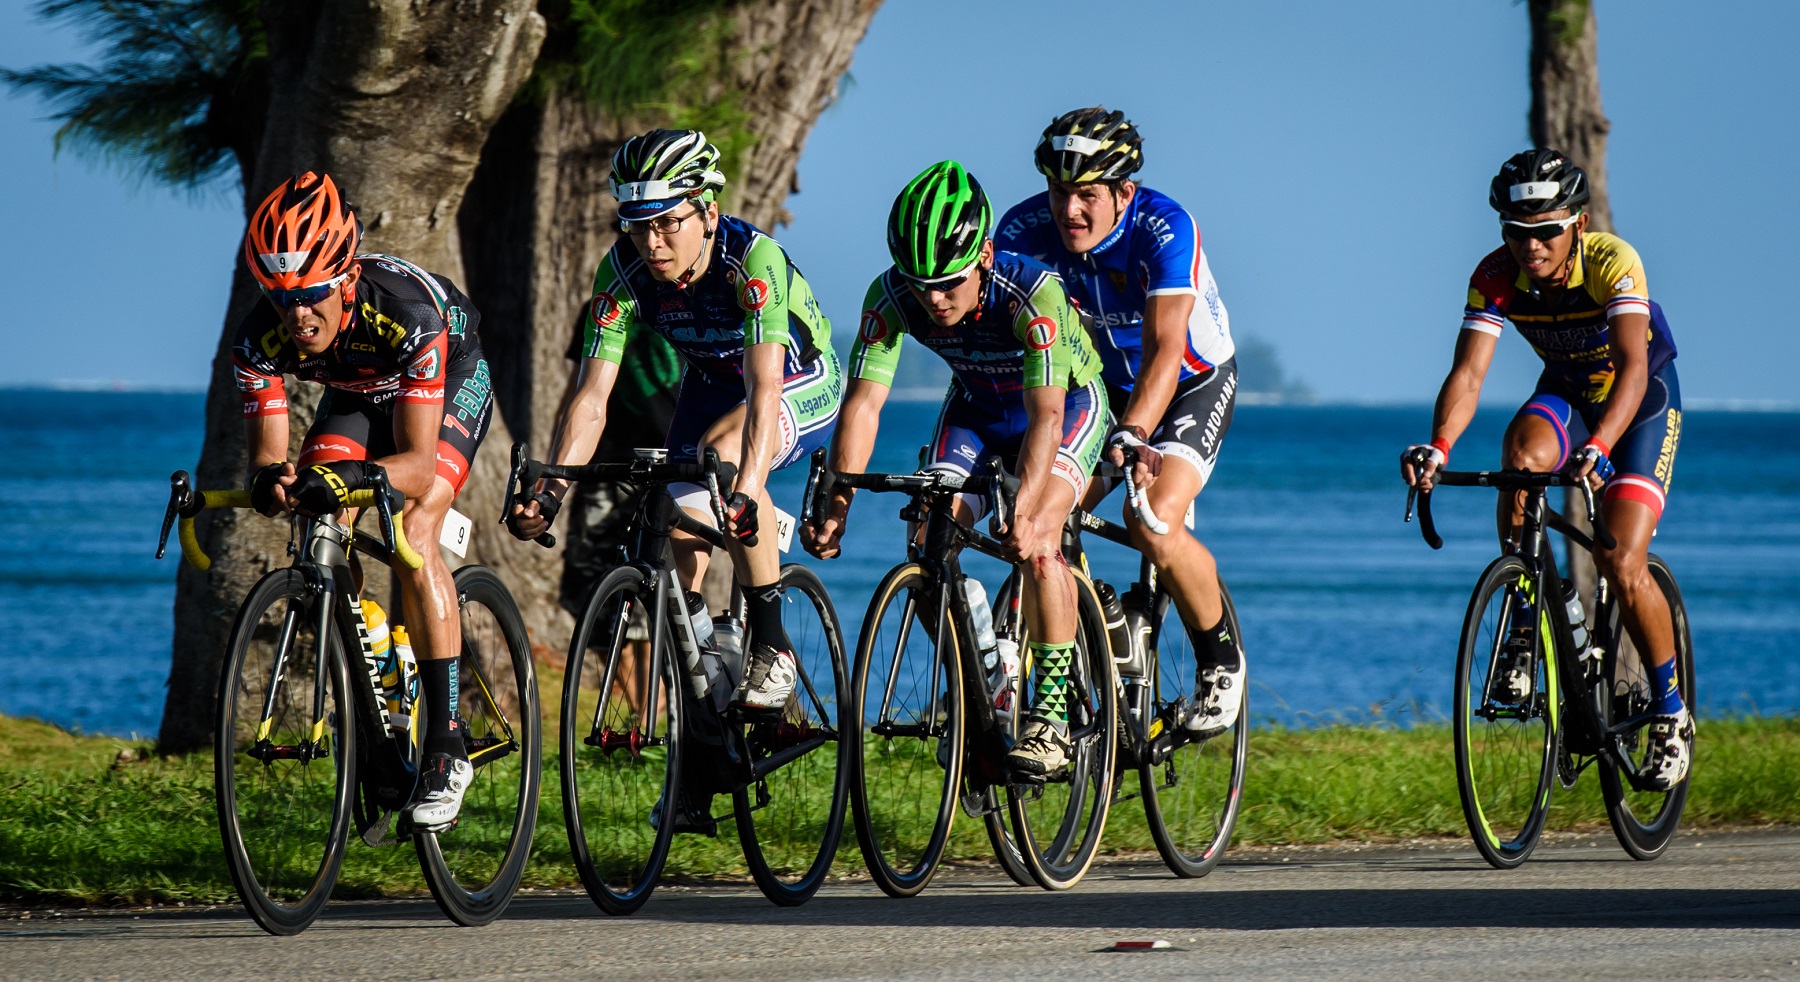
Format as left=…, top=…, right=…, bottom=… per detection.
left=803, top=160, right=1109, bottom=776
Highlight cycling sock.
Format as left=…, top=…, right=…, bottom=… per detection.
left=1028, top=641, right=1076, bottom=723
left=419, top=657, right=465, bottom=758
left=1649, top=655, right=1686, bottom=715
left=744, top=582, right=793, bottom=653
left=1193, top=615, right=1242, bottom=672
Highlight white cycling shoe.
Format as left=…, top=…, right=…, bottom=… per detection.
left=409, top=753, right=473, bottom=832
left=1643, top=708, right=1693, bottom=791
left=1185, top=658, right=1246, bottom=737
left=1008, top=718, right=1071, bottom=777
left=732, top=642, right=797, bottom=713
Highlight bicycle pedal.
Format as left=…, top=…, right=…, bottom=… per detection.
left=360, top=811, right=398, bottom=847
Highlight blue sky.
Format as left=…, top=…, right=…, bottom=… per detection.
left=2, top=0, right=1794, bottom=404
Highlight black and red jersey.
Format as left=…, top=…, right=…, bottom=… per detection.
left=230, top=254, right=481, bottom=417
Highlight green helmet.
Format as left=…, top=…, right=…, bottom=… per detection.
left=886, top=160, right=991, bottom=284
left=610, top=128, right=727, bottom=220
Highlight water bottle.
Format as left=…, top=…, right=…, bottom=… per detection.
left=1095, top=581, right=1130, bottom=669
left=990, top=637, right=1020, bottom=726
left=679, top=591, right=717, bottom=698
left=713, top=615, right=745, bottom=682
left=963, top=577, right=999, bottom=671
left=1559, top=579, right=1589, bottom=650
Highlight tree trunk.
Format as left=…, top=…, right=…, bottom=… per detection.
left=160, top=0, right=546, bottom=752
left=458, top=0, right=879, bottom=651
left=1528, top=0, right=1609, bottom=619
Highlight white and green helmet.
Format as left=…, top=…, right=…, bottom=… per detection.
left=609, top=128, right=727, bottom=220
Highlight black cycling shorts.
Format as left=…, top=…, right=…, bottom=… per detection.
left=299, top=348, right=493, bottom=496
left=1106, top=356, right=1238, bottom=491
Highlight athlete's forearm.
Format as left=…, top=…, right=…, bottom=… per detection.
left=1590, top=313, right=1652, bottom=452
left=1014, top=386, right=1067, bottom=521
left=1431, top=330, right=1497, bottom=452
left=543, top=358, right=618, bottom=497
left=245, top=414, right=290, bottom=477
left=830, top=378, right=888, bottom=478
left=735, top=342, right=786, bottom=498
left=1121, top=294, right=1192, bottom=434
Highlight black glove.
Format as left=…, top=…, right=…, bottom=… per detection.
left=506, top=489, right=562, bottom=539
left=1108, top=424, right=1163, bottom=479
left=288, top=461, right=369, bottom=517
left=723, top=491, right=760, bottom=546
left=249, top=461, right=290, bottom=517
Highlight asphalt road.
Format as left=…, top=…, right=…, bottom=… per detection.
left=4, top=828, right=1797, bottom=981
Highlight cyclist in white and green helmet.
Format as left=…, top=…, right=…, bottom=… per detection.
left=508, top=128, right=843, bottom=717
left=802, top=160, right=1108, bottom=777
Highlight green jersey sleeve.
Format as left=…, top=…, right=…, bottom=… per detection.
left=736, top=233, right=831, bottom=358
left=1014, top=270, right=1099, bottom=390
left=580, top=248, right=644, bottom=364
left=847, top=273, right=910, bottom=387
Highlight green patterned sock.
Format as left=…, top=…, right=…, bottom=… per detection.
left=1029, top=641, right=1076, bottom=723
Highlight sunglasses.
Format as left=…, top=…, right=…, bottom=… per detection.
left=902, top=264, right=976, bottom=295
left=620, top=207, right=702, bottom=237
left=263, top=273, right=349, bottom=310
left=1500, top=213, right=1582, bottom=242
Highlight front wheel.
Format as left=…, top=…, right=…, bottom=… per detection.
left=215, top=568, right=356, bottom=936
left=1140, top=580, right=1248, bottom=878
left=1454, top=555, right=1561, bottom=869
left=1008, top=570, right=1117, bottom=890
left=415, top=566, right=542, bottom=926
left=562, top=565, right=681, bottom=915
left=849, top=563, right=964, bottom=898
left=1598, top=554, right=1694, bottom=860
left=735, top=564, right=851, bottom=906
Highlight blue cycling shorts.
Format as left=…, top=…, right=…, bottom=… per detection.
left=924, top=377, right=1108, bottom=496
left=1515, top=361, right=1681, bottom=520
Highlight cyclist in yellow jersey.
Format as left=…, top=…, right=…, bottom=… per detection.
left=1402, top=150, right=1689, bottom=789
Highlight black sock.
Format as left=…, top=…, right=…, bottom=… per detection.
left=744, top=582, right=792, bottom=653
left=418, top=658, right=465, bottom=758
left=1192, top=616, right=1242, bottom=672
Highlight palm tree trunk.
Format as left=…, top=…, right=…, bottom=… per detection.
left=159, top=0, right=547, bottom=752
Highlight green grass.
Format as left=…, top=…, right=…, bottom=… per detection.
left=2, top=714, right=1796, bottom=906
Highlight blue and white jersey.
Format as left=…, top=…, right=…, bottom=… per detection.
left=995, top=186, right=1234, bottom=390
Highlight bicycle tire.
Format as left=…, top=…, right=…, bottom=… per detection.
left=562, top=565, right=682, bottom=915
left=215, top=568, right=356, bottom=936
left=1454, top=555, right=1561, bottom=869
left=1008, top=570, right=1118, bottom=890
left=415, top=565, right=542, bottom=925
left=1140, top=579, right=1249, bottom=878
left=735, top=563, right=851, bottom=906
left=1598, top=554, right=1694, bottom=860
left=849, top=562, right=965, bottom=898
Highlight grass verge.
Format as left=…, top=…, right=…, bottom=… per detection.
left=2, top=713, right=1795, bottom=906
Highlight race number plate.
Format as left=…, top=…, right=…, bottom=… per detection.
left=440, top=506, right=472, bottom=558
left=774, top=506, right=795, bottom=554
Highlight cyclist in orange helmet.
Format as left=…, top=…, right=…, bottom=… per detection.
left=234, top=171, right=496, bottom=831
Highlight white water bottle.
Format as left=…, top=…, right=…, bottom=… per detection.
left=964, top=577, right=999, bottom=670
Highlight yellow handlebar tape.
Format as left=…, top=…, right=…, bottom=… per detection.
left=179, top=488, right=423, bottom=572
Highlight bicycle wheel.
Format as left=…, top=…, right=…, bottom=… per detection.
left=1008, top=570, right=1118, bottom=890
left=849, top=562, right=964, bottom=898
left=735, top=563, right=851, bottom=906
left=415, top=566, right=542, bottom=925
left=215, top=568, right=356, bottom=936
left=1140, top=580, right=1248, bottom=878
left=1454, top=555, right=1561, bottom=869
left=1598, top=555, right=1694, bottom=860
left=562, top=565, right=682, bottom=915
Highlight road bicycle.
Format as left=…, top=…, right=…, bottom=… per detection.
left=507, top=445, right=848, bottom=913
left=806, top=451, right=1117, bottom=894
left=157, top=467, right=540, bottom=935
left=1405, top=466, right=1694, bottom=868
left=1062, top=462, right=1249, bottom=877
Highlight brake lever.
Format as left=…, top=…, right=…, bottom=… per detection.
left=366, top=466, right=402, bottom=556
left=503, top=442, right=528, bottom=526
left=155, top=470, right=193, bottom=559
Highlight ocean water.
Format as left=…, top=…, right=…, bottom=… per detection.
left=1, top=389, right=1795, bottom=738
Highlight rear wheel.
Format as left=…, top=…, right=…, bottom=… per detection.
left=415, top=566, right=542, bottom=925
left=215, top=569, right=355, bottom=936
left=849, top=563, right=963, bottom=898
left=1141, top=580, right=1248, bottom=877
left=1454, top=555, right=1560, bottom=869
left=1599, top=555, right=1694, bottom=860
left=562, top=566, right=681, bottom=915
left=1008, top=571, right=1117, bottom=890
left=735, top=564, right=851, bottom=906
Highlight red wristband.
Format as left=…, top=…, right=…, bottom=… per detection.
left=1430, top=437, right=1452, bottom=458
left=1583, top=437, right=1612, bottom=458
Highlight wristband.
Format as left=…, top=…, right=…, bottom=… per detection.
left=1583, top=437, right=1612, bottom=458
left=1430, top=437, right=1452, bottom=460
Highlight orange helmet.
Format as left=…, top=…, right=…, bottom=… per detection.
left=243, top=172, right=360, bottom=292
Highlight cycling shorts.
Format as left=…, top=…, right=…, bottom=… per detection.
left=299, top=351, right=493, bottom=497
left=1515, top=361, right=1681, bottom=520
left=924, top=376, right=1108, bottom=496
left=664, top=348, right=842, bottom=472
left=1105, top=356, right=1238, bottom=492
